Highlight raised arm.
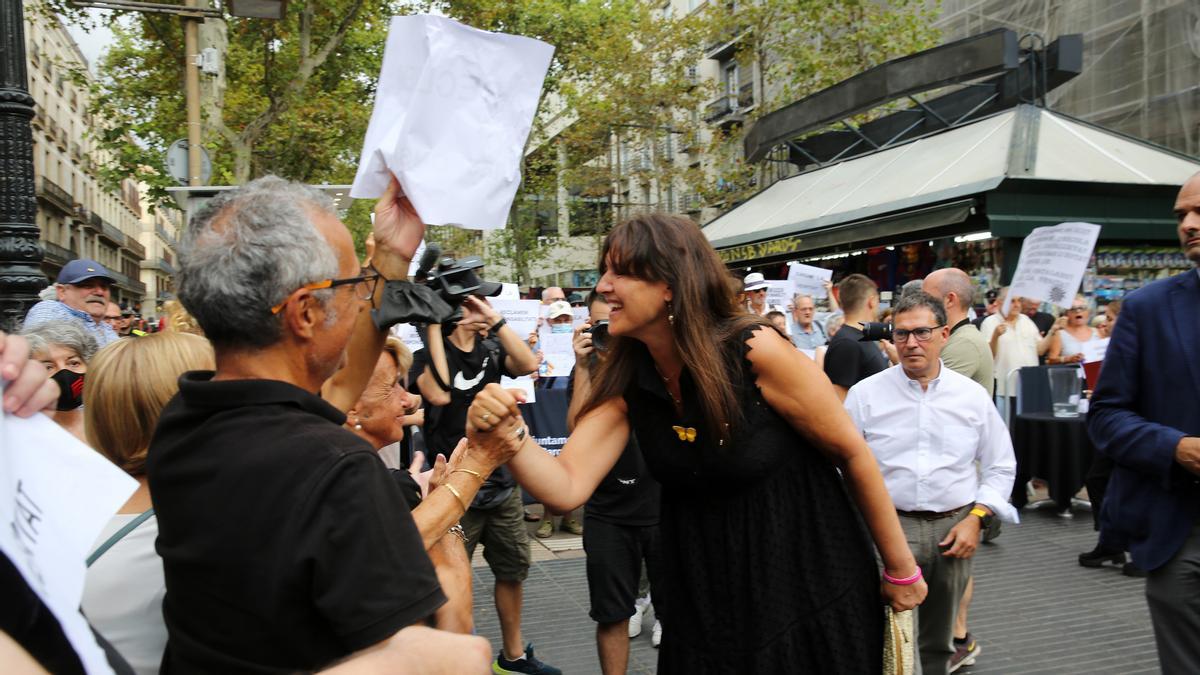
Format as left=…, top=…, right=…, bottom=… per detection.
left=323, top=178, right=425, bottom=411
left=461, top=296, right=539, bottom=376
left=745, top=328, right=925, bottom=611
left=466, top=383, right=628, bottom=513
left=415, top=324, right=452, bottom=407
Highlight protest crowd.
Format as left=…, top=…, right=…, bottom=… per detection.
left=3, top=12, right=1200, bottom=675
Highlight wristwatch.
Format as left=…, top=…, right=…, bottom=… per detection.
left=969, top=506, right=994, bottom=529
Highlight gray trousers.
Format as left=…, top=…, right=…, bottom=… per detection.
left=1147, top=522, right=1200, bottom=674
left=898, top=507, right=974, bottom=675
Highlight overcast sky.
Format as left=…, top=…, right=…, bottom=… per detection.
left=64, top=9, right=116, bottom=72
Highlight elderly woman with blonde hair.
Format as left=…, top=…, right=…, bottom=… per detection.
left=345, top=336, right=472, bottom=633
left=81, top=332, right=215, bottom=674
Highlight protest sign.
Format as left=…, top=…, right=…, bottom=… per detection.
left=539, top=333, right=576, bottom=377
left=1081, top=337, right=1110, bottom=364
left=391, top=323, right=425, bottom=355
left=787, top=262, right=833, bottom=299
left=1, top=410, right=138, bottom=674
left=490, top=299, right=541, bottom=339
left=497, top=283, right=521, bottom=300
left=1003, top=222, right=1102, bottom=315
left=765, top=281, right=792, bottom=311
left=351, top=15, right=554, bottom=230
left=501, top=376, right=537, bottom=404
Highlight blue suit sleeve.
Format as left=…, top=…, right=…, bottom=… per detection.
left=1087, top=291, right=1187, bottom=489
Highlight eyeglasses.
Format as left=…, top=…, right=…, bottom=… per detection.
left=1068, top=306, right=1088, bottom=313
left=892, top=325, right=945, bottom=342
left=270, top=267, right=382, bottom=314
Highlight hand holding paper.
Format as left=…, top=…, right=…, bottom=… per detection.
left=372, top=177, right=427, bottom=276
left=351, top=15, right=555, bottom=231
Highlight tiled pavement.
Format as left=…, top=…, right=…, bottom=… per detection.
left=470, top=505, right=1159, bottom=674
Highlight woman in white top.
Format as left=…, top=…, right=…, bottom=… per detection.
left=979, top=288, right=1055, bottom=424
left=82, top=333, right=215, bottom=675
left=1047, top=295, right=1101, bottom=364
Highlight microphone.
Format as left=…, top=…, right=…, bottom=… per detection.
left=414, top=243, right=442, bottom=281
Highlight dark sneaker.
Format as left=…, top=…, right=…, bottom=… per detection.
left=1122, top=562, right=1147, bottom=578
left=1078, top=545, right=1125, bottom=568
left=494, top=643, right=562, bottom=675
left=949, top=633, right=981, bottom=672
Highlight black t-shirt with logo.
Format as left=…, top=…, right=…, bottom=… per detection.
left=146, top=373, right=445, bottom=673
left=823, top=324, right=889, bottom=389
left=567, top=364, right=660, bottom=526
left=410, top=336, right=519, bottom=509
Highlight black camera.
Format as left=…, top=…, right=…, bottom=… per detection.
left=414, top=244, right=503, bottom=313
left=858, top=321, right=893, bottom=342
left=585, top=320, right=610, bottom=352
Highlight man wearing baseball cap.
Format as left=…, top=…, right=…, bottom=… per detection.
left=24, top=259, right=119, bottom=347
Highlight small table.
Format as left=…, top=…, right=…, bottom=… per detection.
left=1010, top=412, right=1095, bottom=512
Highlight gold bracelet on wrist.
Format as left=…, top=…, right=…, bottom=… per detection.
left=443, top=483, right=469, bottom=514
left=451, top=468, right=486, bottom=484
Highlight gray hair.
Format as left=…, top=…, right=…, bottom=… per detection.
left=177, top=176, right=340, bottom=350
left=20, top=320, right=100, bottom=363
left=893, top=290, right=948, bottom=327
left=899, top=279, right=925, bottom=300
left=791, top=293, right=815, bottom=306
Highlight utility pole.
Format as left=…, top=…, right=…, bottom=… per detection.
left=0, top=0, right=45, bottom=330
left=184, top=0, right=202, bottom=185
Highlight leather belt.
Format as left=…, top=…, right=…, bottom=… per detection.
left=897, top=505, right=970, bottom=520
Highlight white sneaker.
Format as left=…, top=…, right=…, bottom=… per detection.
left=628, top=597, right=649, bottom=638
left=651, top=620, right=662, bottom=648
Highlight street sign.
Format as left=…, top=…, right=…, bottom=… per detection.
left=165, top=139, right=212, bottom=186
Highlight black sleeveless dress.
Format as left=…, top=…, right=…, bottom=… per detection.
left=624, top=328, right=883, bottom=673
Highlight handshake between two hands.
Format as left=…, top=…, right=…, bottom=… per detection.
left=462, top=384, right=533, bottom=469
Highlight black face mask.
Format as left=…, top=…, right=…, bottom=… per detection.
left=51, top=369, right=85, bottom=411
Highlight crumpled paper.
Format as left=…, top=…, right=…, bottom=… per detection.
left=351, top=14, right=555, bottom=231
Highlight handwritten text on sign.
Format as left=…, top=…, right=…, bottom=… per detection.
left=1004, top=222, right=1101, bottom=314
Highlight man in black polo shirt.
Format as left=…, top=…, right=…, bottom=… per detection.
left=148, top=176, right=500, bottom=673
left=824, top=273, right=893, bottom=401
left=567, top=291, right=663, bottom=674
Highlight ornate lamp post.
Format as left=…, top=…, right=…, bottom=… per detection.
left=0, top=0, right=45, bottom=331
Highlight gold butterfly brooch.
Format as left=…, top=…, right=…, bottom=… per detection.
left=672, top=426, right=697, bottom=443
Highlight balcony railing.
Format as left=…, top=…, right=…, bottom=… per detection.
left=99, top=218, right=125, bottom=245
left=738, top=81, right=755, bottom=109
left=141, top=257, right=177, bottom=276
left=109, top=270, right=146, bottom=296
left=86, top=212, right=102, bottom=233
left=704, top=94, right=738, bottom=123
left=123, top=234, right=146, bottom=259
left=40, top=240, right=78, bottom=265
left=37, top=177, right=75, bottom=214
left=156, top=223, right=179, bottom=250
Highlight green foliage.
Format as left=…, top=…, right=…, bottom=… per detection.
left=77, top=0, right=404, bottom=210
left=698, top=0, right=941, bottom=209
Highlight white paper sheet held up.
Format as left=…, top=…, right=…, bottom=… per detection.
left=351, top=15, right=555, bottom=230
left=1, top=411, right=138, bottom=675
left=787, top=262, right=833, bottom=299
left=1002, top=222, right=1101, bottom=315
left=1081, top=337, right=1110, bottom=364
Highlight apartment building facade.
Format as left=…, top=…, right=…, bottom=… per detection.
left=24, top=5, right=180, bottom=313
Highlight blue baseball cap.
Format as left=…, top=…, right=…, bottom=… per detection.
left=57, top=259, right=115, bottom=285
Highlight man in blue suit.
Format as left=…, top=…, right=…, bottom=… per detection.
left=1088, top=172, right=1200, bottom=673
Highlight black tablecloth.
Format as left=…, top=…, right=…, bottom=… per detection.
left=1010, top=412, right=1095, bottom=511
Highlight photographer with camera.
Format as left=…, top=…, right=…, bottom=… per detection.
left=568, top=290, right=663, bottom=671
left=410, top=293, right=554, bottom=675
left=823, top=274, right=897, bottom=401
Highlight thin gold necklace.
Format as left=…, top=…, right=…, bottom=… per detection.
left=654, top=364, right=683, bottom=408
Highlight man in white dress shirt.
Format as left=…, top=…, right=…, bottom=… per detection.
left=845, top=291, right=1018, bottom=675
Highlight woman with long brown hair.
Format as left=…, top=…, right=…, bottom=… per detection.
left=468, top=214, right=926, bottom=673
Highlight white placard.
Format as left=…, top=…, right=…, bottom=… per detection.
left=497, top=283, right=521, bottom=300
left=1, top=411, right=138, bottom=675
left=490, top=299, right=541, bottom=339
left=1081, top=337, right=1110, bottom=364
left=501, top=375, right=536, bottom=404
left=764, top=281, right=792, bottom=312
left=572, top=307, right=590, bottom=324
left=539, top=333, right=576, bottom=377
left=787, top=262, right=833, bottom=299
left=350, top=15, right=555, bottom=230
left=1003, top=222, right=1102, bottom=315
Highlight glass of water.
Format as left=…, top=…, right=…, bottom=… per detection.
left=1048, top=368, right=1082, bottom=418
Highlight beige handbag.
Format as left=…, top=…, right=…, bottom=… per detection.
left=883, top=607, right=916, bottom=675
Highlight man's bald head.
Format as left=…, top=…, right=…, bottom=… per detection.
left=541, top=286, right=565, bottom=304
left=923, top=268, right=973, bottom=314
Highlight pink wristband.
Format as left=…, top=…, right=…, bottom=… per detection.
left=883, top=566, right=923, bottom=586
